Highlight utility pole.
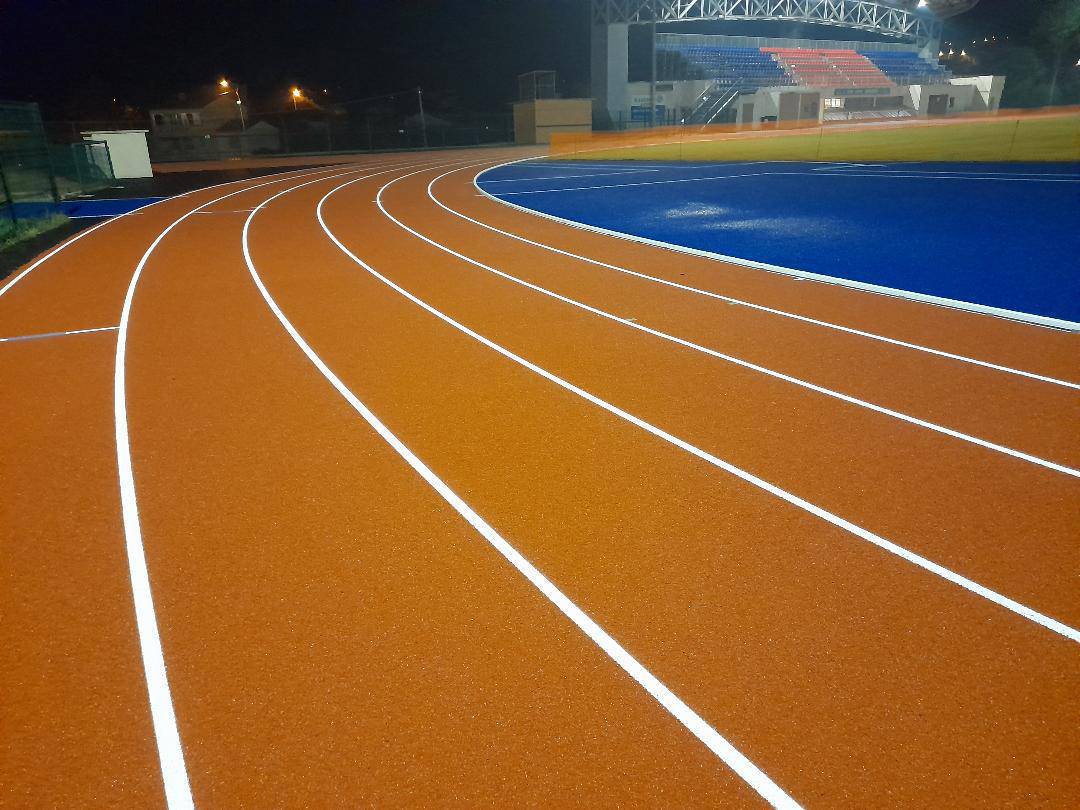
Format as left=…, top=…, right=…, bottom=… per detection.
left=649, top=1, right=658, bottom=128
left=417, top=86, right=429, bottom=148
left=1047, top=43, right=1064, bottom=106
left=236, top=90, right=246, bottom=132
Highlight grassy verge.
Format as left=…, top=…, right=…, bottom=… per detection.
left=0, top=213, right=71, bottom=252
left=552, top=112, right=1080, bottom=163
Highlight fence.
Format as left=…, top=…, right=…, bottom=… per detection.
left=145, top=113, right=513, bottom=162
left=50, top=140, right=116, bottom=198
left=45, top=94, right=514, bottom=166
left=0, top=101, right=59, bottom=226
left=551, top=106, right=1080, bottom=163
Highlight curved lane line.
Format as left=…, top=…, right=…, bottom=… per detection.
left=407, top=165, right=1080, bottom=477
left=0, top=164, right=355, bottom=301
left=462, top=159, right=1080, bottom=380
left=112, top=164, right=403, bottom=809
left=243, top=166, right=803, bottom=808
left=322, top=173, right=1080, bottom=645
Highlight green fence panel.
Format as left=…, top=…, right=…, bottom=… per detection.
left=0, top=100, right=59, bottom=224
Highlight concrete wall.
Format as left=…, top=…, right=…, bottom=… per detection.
left=949, top=76, right=1005, bottom=112
left=624, top=80, right=713, bottom=123
left=733, top=88, right=819, bottom=124
left=907, top=82, right=965, bottom=114
left=590, top=22, right=629, bottom=128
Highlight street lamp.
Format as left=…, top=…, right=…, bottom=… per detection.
left=218, top=78, right=246, bottom=131
left=291, top=87, right=302, bottom=111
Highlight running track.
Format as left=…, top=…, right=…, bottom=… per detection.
left=2, top=148, right=1077, bottom=808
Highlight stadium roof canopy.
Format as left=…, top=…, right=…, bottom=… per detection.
left=881, top=1, right=980, bottom=18
left=589, top=0, right=979, bottom=48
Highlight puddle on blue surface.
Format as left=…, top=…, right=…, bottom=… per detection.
left=480, top=161, right=1080, bottom=324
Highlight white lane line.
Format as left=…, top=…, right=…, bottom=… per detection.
left=489, top=169, right=1080, bottom=196
left=512, top=162, right=669, bottom=170
left=812, top=163, right=886, bottom=170
left=321, top=174, right=1080, bottom=646
left=792, top=172, right=1080, bottom=184
left=384, top=166, right=1080, bottom=478
left=0, top=325, right=118, bottom=343
left=0, top=164, right=352, bottom=301
left=451, top=163, right=1080, bottom=386
left=815, top=167, right=1080, bottom=178
left=243, top=169, right=801, bottom=810
left=68, top=195, right=169, bottom=202
left=480, top=169, right=662, bottom=183
left=111, top=162, right=416, bottom=810
left=488, top=170, right=779, bottom=195
left=474, top=159, right=1080, bottom=340
left=492, top=160, right=774, bottom=174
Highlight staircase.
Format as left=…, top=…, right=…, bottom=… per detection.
left=688, top=83, right=747, bottom=127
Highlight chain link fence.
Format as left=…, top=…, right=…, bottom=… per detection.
left=0, top=101, right=60, bottom=226
left=2, top=102, right=120, bottom=234
left=144, top=113, right=513, bottom=163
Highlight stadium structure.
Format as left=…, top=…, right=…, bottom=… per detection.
left=590, top=0, right=999, bottom=128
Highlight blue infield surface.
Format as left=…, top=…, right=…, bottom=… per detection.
left=478, top=161, right=1080, bottom=326
left=59, top=197, right=163, bottom=218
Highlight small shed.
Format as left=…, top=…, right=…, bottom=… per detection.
left=80, top=129, right=153, bottom=178
left=513, top=71, right=591, bottom=145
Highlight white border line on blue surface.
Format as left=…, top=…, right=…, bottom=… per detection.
left=473, top=159, right=1080, bottom=333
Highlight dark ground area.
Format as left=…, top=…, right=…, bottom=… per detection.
left=0, top=219, right=90, bottom=285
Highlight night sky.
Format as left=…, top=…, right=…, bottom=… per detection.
left=0, top=0, right=1046, bottom=119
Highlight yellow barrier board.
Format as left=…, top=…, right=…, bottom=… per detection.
left=550, top=108, right=1080, bottom=163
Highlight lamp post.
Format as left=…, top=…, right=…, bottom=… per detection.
left=417, top=86, right=428, bottom=148
left=291, top=87, right=302, bottom=112
left=218, top=79, right=246, bottom=131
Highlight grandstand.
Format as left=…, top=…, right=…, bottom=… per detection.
left=862, top=50, right=953, bottom=85
left=761, top=49, right=892, bottom=89
left=590, top=0, right=995, bottom=128
left=667, top=45, right=794, bottom=88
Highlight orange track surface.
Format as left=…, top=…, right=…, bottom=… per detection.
left=2, top=148, right=1077, bottom=808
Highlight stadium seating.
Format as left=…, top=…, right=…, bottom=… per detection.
left=660, top=45, right=795, bottom=89
left=762, top=49, right=891, bottom=88
left=661, top=42, right=951, bottom=90
left=860, top=51, right=952, bottom=84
